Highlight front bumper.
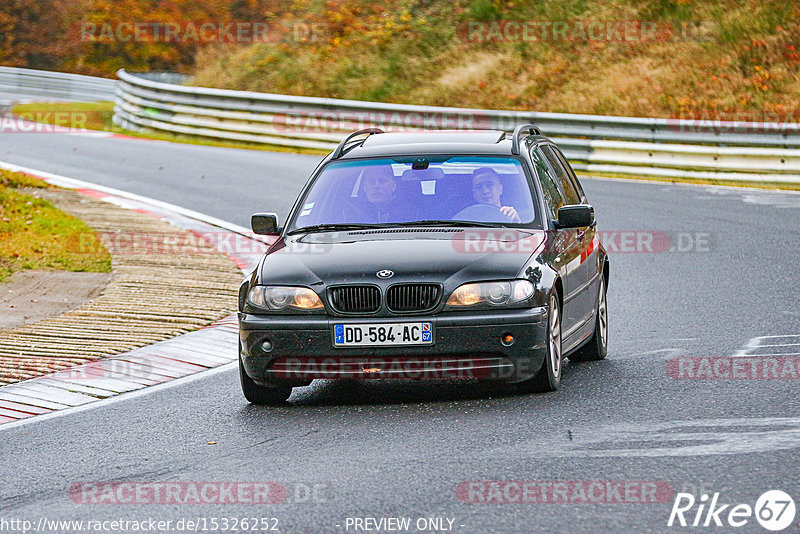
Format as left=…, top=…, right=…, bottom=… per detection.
left=239, top=307, right=548, bottom=386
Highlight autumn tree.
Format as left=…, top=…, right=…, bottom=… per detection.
left=0, top=0, right=281, bottom=75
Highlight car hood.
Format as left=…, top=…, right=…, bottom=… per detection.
left=258, top=229, right=545, bottom=287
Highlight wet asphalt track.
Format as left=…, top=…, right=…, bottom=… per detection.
left=1, top=122, right=800, bottom=533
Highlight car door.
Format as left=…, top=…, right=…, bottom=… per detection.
left=553, top=146, right=601, bottom=306
left=540, top=145, right=596, bottom=335
left=529, top=145, right=583, bottom=337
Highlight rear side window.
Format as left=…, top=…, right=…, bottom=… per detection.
left=552, top=147, right=586, bottom=199
left=530, top=148, right=564, bottom=218
left=542, top=146, right=581, bottom=205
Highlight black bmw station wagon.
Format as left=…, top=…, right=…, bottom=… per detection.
left=238, top=125, right=608, bottom=404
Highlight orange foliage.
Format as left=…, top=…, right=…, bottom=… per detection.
left=0, top=0, right=280, bottom=75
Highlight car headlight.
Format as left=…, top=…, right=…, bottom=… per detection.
left=445, top=280, right=534, bottom=309
left=247, top=286, right=324, bottom=311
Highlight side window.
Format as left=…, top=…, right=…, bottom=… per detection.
left=530, top=147, right=564, bottom=218
left=542, top=146, right=581, bottom=205
left=552, top=146, right=586, bottom=200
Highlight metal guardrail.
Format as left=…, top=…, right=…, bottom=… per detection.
left=0, top=67, right=116, bottom=102
left=113, top=69, right=800, bottom=183
left=5, top=66, right=795, bottom=183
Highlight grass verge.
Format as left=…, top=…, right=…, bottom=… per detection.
left=0, top=169, right=112, bottom=282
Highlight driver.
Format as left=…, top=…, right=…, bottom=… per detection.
left=471, top=168, right=520, bottom=223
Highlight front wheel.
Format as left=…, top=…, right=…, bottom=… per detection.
left=517, top=291, right=562, bottom=393
left=568, top=275, right=608, bottom=362
left=239, top=357, right=292, bottom=405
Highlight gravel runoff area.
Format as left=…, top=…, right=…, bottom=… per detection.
left=0, top=188, right=243, bottom=385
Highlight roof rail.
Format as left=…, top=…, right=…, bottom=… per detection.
left=331, top=128, right=385, bottom=159
left=510, top=123, right=543, bottom=155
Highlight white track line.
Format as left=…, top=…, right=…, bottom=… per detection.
left=0, top=362, right=237, bottom=431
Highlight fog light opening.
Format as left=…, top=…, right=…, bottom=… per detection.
left=261, top=339, right=273, bottom=352
left=501, top=333, right=515, bottom=347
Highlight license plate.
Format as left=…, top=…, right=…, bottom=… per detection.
left=333, top=322, right=433, bottom=347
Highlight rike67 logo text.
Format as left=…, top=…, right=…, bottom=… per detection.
left=668, top=490, right=796, bottom=531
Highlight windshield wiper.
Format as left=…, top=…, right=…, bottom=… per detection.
left=286, top=223, right=390, bottom=235
left=287, top=220, right=507, bottom=235
left=390, top=220, right=503, bottom=228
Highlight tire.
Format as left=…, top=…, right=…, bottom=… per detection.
left=517, top=291, right=562, bottom=393
left=239, top=356, right=292, bottom=405
left=568, top=274, right=608, bottom=362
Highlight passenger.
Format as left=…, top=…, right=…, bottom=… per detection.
left=471, top=168, right=520, bottom=223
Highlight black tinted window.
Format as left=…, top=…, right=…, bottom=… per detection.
left=552, top=147, right=585, bottom=198
left=531, top=148, right=564, bottom=218
left=542, top=146, right=581, bottom=205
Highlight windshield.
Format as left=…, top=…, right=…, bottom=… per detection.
left=287, top=156, right=540, bottom=233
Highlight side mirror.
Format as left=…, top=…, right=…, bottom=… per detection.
left=556, top=204, right=594, bottom=229
left=251, top=213, right=280, bottom=235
